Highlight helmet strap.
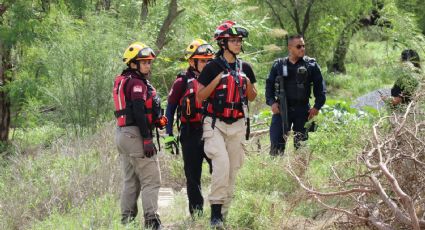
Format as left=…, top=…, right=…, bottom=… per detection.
left=223, top=39, right=237, bottom=59
left=188, top=59, right=200, bottom=74
left=188, top=65, right=198, bottom=75
left=194, top=59, right=201, bottom=73
left=130, top=59, right=145, bottom=77
left=136, top=61, right=141, bottom=74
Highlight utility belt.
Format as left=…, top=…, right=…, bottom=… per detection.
left=204, top=99, right=248, bottom=139
left=287, top=99, right=309, bottom=107
left=204, top=114, right=241, bottom=125
left=224, top=102, right=243, bottom=111
left=209, top=99, right=244, bottom=114
left=114, top=107, right=136, bottom=126
left=180, top=121, right=203, bottom=130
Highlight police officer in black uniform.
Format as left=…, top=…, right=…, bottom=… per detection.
left=265, top=35, right=326, bottom=156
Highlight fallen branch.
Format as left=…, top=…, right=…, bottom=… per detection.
left=287, top=82, right=425, bottom=228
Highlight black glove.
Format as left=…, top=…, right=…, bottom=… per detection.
left=143, top=138, right=157, bottom=157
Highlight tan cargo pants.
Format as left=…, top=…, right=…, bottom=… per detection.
left=115, top=126, right=161, bottom=222
left=202, top=116, right=246, bottom=216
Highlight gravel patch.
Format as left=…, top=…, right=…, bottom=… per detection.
left=352, top=88, right=391, bottom=110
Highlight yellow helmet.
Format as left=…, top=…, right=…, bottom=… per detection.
left=122, top=42, right=156, bottom=64
left=184, top=39, right=214, bottom=60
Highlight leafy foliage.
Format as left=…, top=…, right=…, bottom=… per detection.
left=396, top=0, right=425, bottom=34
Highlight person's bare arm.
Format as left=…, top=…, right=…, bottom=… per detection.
left=245, top=77, right=257, bottom=101
left=392, top=96, right=402, bottom=105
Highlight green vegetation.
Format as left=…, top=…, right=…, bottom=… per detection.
left=0, top=0, right=424, bottom=229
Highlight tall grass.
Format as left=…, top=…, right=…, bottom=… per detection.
left=0, top=123, right=120, bottom=230
left=325, top=38, right=404, bottom=100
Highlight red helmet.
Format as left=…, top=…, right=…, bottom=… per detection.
left=214, top=20, right=249, bottom=40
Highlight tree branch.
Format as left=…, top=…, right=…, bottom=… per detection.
left=370, top=175, right=420, bottom=228
left=0, top=4, right=8, bottom=17
left=378, top=162, right=420, bottom=229
left=265, top=0, right=286, bottom=30
left=278, top=0, right=297, bottom=24
left=301, top=0, right=315, bottom=35
left=287, top=165, right=375, bottom=197
left=288, top=0, right=302, bottom=34
left=155, top=0, right=185, bottom=55
left=312, top=195, right=393, bottom=230
left=286, top=85, right=425, bottom=228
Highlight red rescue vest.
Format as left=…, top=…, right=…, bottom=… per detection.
left=206, top=67, right=247, bottom=119
left=113, top=74, right=159, bottom=127
left=179, top=75, right=203, bottom=123
left=145, top=89, right=160, bottom=127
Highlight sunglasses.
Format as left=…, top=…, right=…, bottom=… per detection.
left=228, top=38, right=243, bottom=44
left=295, top=44, right=305, bottom=49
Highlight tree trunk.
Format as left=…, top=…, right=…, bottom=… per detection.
left=41, top=0, right=50, bottom=12
left=140, top=1, right=148, bottom=25
left=96, top=0, right=111, bottom=11
left=328, top=0, right=388, bottom=74
left=0, top=41, right=11, bottom=142
left=155, top=0, right=184, bottom=54
left=327, top=20, right=359, bottom=74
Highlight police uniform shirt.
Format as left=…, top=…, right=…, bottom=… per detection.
left=265, top=57, right=326, bottom=110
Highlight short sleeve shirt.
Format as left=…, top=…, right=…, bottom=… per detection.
left=197, top=58, right=256, bottom=86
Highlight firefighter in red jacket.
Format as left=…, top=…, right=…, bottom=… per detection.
left=113, top=42, right=166, bottom=230
left=164, top=39, right=213, bottom=217
left=197, top=21, right=257, bottom=229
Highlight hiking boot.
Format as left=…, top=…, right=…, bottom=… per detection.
left=270, top=146, right=284, bottom=156
left=190, top=208, right=204, bottom=220
left=210, top=204, right=224, bottom=229
left=121, top=214, right=136, bottom=225
left=144, top=218, right=162, bottom=230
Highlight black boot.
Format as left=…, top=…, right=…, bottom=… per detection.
left=121, top=212, right=136, bottom=225
left=190, top=206, right=204, bottom=220
left=144, top=218, right=162, bottom=230
left=210, top=204, right=224, bottom=229
left=270, top=145, right=284, bottom=156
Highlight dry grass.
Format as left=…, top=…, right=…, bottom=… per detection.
left=0, top=122, right=121, bottom=229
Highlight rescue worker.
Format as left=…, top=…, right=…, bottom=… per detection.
left=265, top=34, right=326, bottom=156
left=196, top=20, right=257, bottom=229
left=113, top=42, right=167, bottom=230
left=389, top=49, right=421, bottom=106
left=164, top=38, right=213, bottom=217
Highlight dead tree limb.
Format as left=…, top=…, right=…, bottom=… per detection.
left=155, top=0, right=184, bottom=55
left=288, top=82, right=425, bottom=229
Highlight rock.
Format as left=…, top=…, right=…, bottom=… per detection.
left=352, top=88, right=391, bottom=110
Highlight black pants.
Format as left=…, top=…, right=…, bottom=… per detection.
left=269, top=105, right=309, bottom=155
left=180, top=124, right=212, bottom=215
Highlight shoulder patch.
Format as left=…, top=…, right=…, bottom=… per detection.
left=272, top=60, right=279, bottom=68
left=303, top=56, right=316, bottom=62
left=133, top=85, right=144, bottom=93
